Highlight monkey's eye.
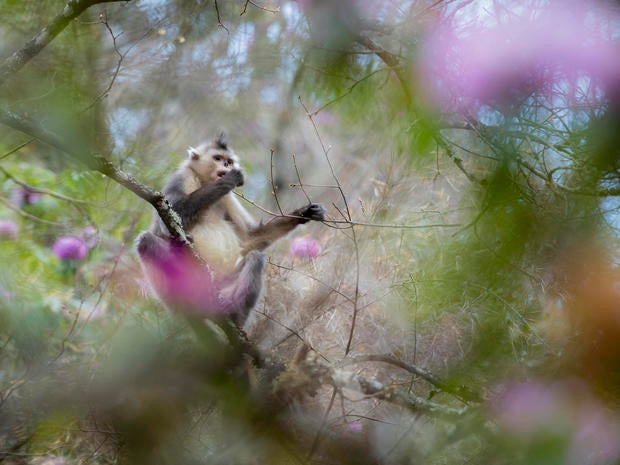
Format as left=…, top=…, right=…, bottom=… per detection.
left=213, top=155, right=222, bottom=162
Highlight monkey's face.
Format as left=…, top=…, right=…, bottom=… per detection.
left=187, top=145, right=240, bottom=184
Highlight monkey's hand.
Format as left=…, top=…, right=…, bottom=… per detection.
left=294, top=203, right=326, bottom=223
left=223, top=168, right=244, bottom=187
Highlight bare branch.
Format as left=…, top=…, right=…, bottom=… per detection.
left=214, top=0, right=230, bottom=34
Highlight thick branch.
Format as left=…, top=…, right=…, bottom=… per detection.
left=0, top=0, right=129, bottom=87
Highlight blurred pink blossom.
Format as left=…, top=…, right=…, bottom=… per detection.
left=0, top=220, right=18, bottom=240
left=139, top=239, right=246, bottom=318
left=52, top=236, right=88, bottom=261
left=11, top=186, right=40, bottom=207
left=491, top=379, right=620, bottom=464
left=418, top=0, right=620, bottom=112
left=491, top=381, right=564, bottom=435
left=290, top=236, right=322, bottom=259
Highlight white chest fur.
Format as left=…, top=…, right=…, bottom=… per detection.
left=189, top=202, right=242, bottom=276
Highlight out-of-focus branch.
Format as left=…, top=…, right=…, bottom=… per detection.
left=356, top=34, right=482, bottom=184
left=464, top=117, right=620, bottom=196
left=0, top=108, right=189, bottom=243
left=284, top=348, right=469, bottom=419
left=343, top=354, right=481, bottom=403
left=0, top=166, right=92, bottom=205
left=0, top=0, right=130, bottom=87
left=355, top=34, right=411, bottom=106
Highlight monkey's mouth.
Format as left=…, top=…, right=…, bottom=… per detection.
left=216, top=170, right=228, bottom=179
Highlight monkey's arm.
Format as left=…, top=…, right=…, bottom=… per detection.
left=169, top=169, right=243, bottom=230
left=243, top=204, right=325, bottom=252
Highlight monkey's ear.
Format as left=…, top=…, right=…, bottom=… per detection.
left=187, top=147, right=200, bottom=160
left=214, top=132, right=228, bottom=150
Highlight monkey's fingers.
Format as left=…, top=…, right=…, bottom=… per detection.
left=302, top=203, right=326, bottom=221
left=225, top=168, right=244, bottom=187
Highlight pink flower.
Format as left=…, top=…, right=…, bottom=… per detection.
left=418, top=0, right=620, bottom=112
left=52, top=236, right=88, bottom=261
left=0, top=220, right=18, bottom=240
left=290, top=236, right=321, bottom=259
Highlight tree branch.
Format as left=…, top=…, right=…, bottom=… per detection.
left=287, top=349, right=469, bottom=419
left=0, top=0, right=130, bottom=87
left=0, top=107, right=189, bottom=243
left=343, top=354, right=481, bottom=403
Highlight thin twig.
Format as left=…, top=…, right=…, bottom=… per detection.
left=291, top=152, right=311, bottom=203
left=269, top=148, right=284, bottom=215
left=0, top=196, right=61, bottom=226
left=0, top=166, right=93, bottom=205
left=214, top=0, right=230, bottom=33
left=240, top=0, right=279, bottom=15
left=0, top=138, right=34, bottom=161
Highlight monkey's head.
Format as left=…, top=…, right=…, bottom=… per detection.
left=186, top=138, right=242, bottom=185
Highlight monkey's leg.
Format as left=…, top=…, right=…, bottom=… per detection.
left=218, top=250, right=266, bottom=325
left=136, top=231, right=173, bottom=258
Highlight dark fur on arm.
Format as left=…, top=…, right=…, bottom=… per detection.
left=166, top=169, right=243, bottom=230
left=243, top=203, right=325, bottom=252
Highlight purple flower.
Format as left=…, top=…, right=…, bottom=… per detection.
left=418, top=0, right=620, bottom=113
left=0, top=220, right=18, bottom=240
left=290, top=236, right=322, bottom=259
left=52, top=236, right=88, bottom=261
